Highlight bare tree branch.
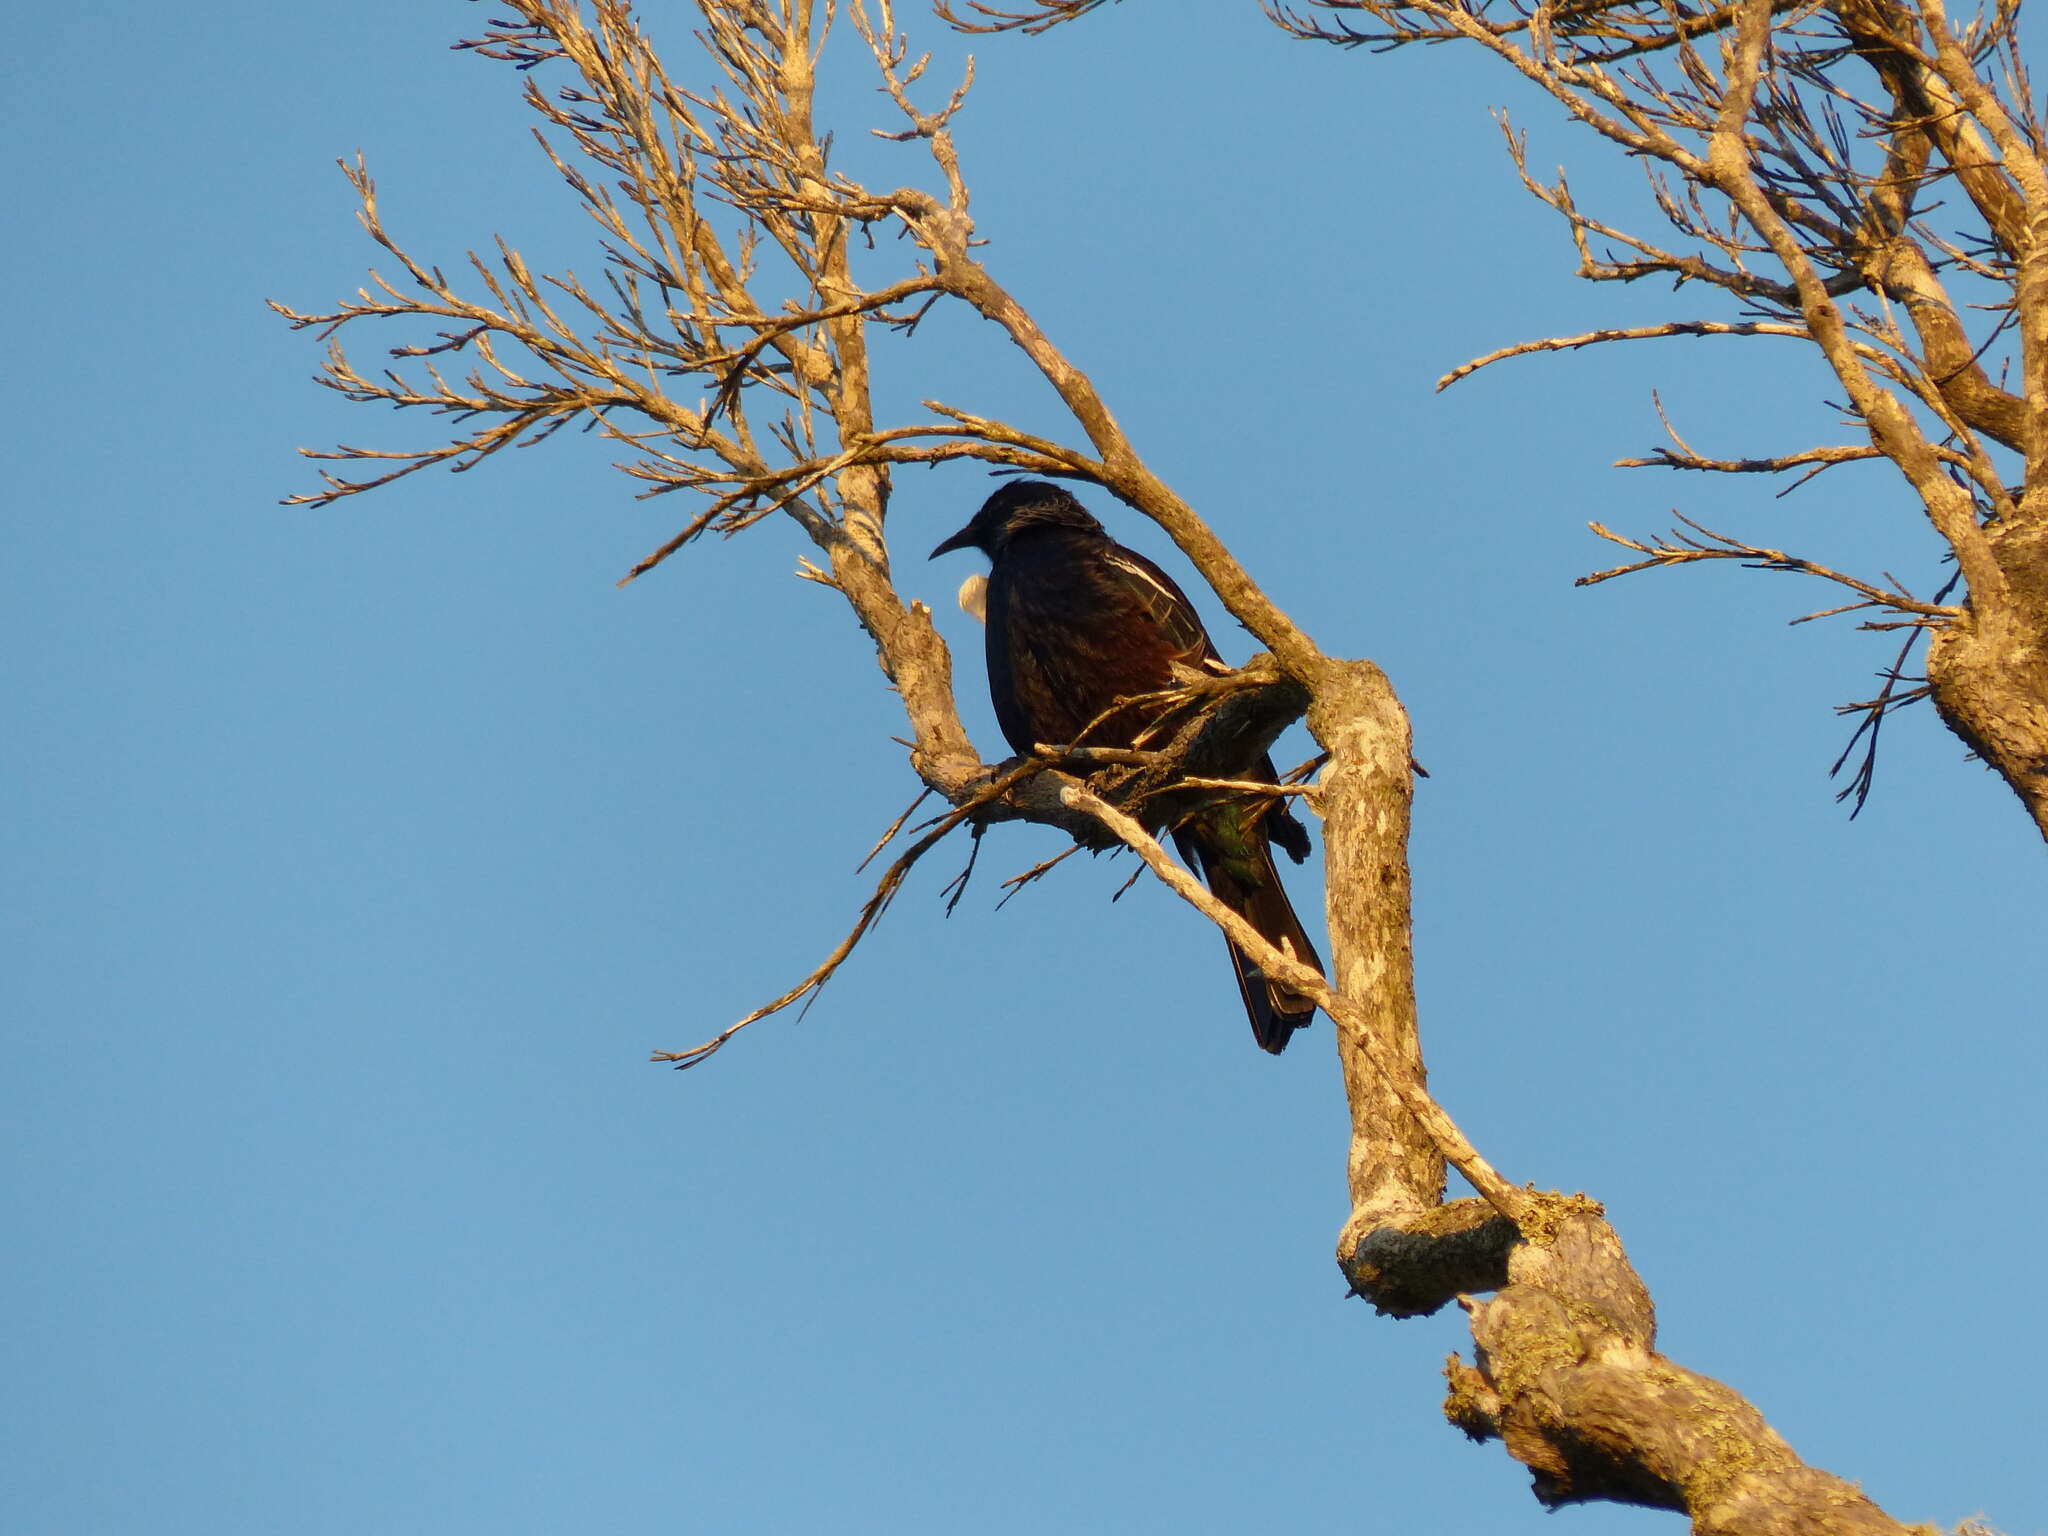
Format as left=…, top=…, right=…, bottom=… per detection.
left=1256, top=0, right=2048, bottom=838
left=1577, top=511, right=1966, bottom=619
left=281, top=3, right=2036, bottom=1530
left=1438, top=320, right=1816, bottom=391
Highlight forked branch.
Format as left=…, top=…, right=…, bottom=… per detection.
left=284, top=4, right=2009, bottom=1531
left=1578, top=512, right=1965, bottom=621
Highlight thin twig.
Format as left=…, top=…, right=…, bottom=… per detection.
left=653, top=759, right=1043, bottom=1069
left=1577, top=513, right=1964, bottom=619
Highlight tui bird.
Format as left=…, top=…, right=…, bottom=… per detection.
left=930, top=481, right=1324, bottom=1054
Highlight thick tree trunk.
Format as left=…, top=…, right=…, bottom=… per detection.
left=1928, top=518, right=2048, bottom=843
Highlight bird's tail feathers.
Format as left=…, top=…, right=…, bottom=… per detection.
left=1174, top=831, right=1323, bottom=1055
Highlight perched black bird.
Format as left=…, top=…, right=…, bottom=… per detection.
left=931, top=481, right=1323, bottom=1054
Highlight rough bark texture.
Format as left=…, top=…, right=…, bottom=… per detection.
left=1341, top=1199, right=1515, bottom=1318
left=1446, top=1210, right=1912, bottom=1534
left=1927, top=521, right=2048, bottom=841
left=1309, top=659, right=1443, bottom=1230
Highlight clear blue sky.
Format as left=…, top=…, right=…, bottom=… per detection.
left=5, top=4, right=2041, bottom=1533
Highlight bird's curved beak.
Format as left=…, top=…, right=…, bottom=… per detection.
left=929, top=524, right=976, bottom=560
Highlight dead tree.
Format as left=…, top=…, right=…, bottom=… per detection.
left=278, top=1, right=2005, bottom=1529
left=955, top=0, right=2048, bottom=841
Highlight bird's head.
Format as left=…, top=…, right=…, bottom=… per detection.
left=928, top=480, right=1104, bottom=561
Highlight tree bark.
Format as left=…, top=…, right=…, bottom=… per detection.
left=1927, top=516, right=2048, bottom=841
left=1444, top=1210, right=1917, bottom=1533
left=286, top=4, right=2002, bottom=1525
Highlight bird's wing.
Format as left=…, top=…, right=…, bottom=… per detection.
left=1100, top=547, right=1220, bottom=667
left=1103, top=547, right=1313, bottom=860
